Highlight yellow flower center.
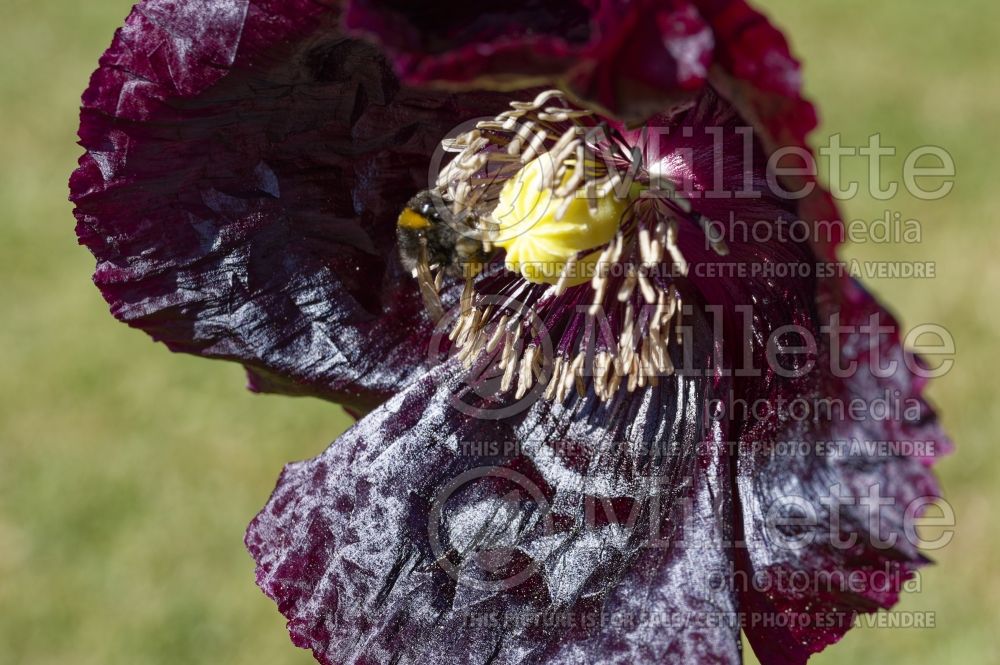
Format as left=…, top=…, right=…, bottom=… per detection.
left=492, top=158, right=632, bottom=286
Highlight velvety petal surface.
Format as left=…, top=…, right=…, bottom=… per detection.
left=247, top=309, right=746, bottom=664
left=71, top=0, right=519, bottom=411
left=734, top=281, right=949, bottom=664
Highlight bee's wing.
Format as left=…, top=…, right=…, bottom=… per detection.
left=416, top=242, right=445, bottom=322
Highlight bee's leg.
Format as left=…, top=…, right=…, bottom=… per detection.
left=417, top=270, right=445, bottom=323
left=416, top=239, right=445, bottom=322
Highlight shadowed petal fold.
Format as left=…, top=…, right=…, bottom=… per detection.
left=71, top=0, right=519, bottom=410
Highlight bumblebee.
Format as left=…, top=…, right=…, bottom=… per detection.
left=397, top=189, right=494, bottom=320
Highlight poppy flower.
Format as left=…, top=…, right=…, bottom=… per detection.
left=71, top=1, right=950, bottom=664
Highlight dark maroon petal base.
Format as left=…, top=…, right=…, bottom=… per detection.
left=72, top=0, right=518, bottom=411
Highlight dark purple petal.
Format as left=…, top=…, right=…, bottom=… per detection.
left=735, top=283, right=949, bottom=664
left=247, top=307, right=745, bottom=664
left=345, top=0, right=716, bottom=124
left=695, top=0, right=844, bottom=260
left=633, top=88, right=819, bottom=385
left=638, top=89, right=948, bottom=660
left=71, top=0, right=519, bottom=410
left=564, top=2, right=715, bottom=123
left=344, top=0, right=593, bottom=82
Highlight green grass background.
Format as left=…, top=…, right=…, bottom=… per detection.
left=0, top=1, right=996, bottom=663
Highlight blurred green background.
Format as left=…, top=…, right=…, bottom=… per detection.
left=0, top=1, right=996, bottom=663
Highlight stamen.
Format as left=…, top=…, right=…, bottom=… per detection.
left=553, top=256, right=577, bottom=297
left=514, top=345, right=538, bottom=399
left=500, top=341, right=518, bottom=391
left=485, top=314, right=509, bottom=353
left=425, top=90, right=729, bottom=404
left=696, top=214, right=730, bottom=256
left=617, top=269, right=637, bottom=302
left=508, top=120, right=536, bottom=157
left=638, top=271, right=657, bottom=305
left=521, top=127, right=550, bottom=163
left=543, top=356, right=564, bottom=401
